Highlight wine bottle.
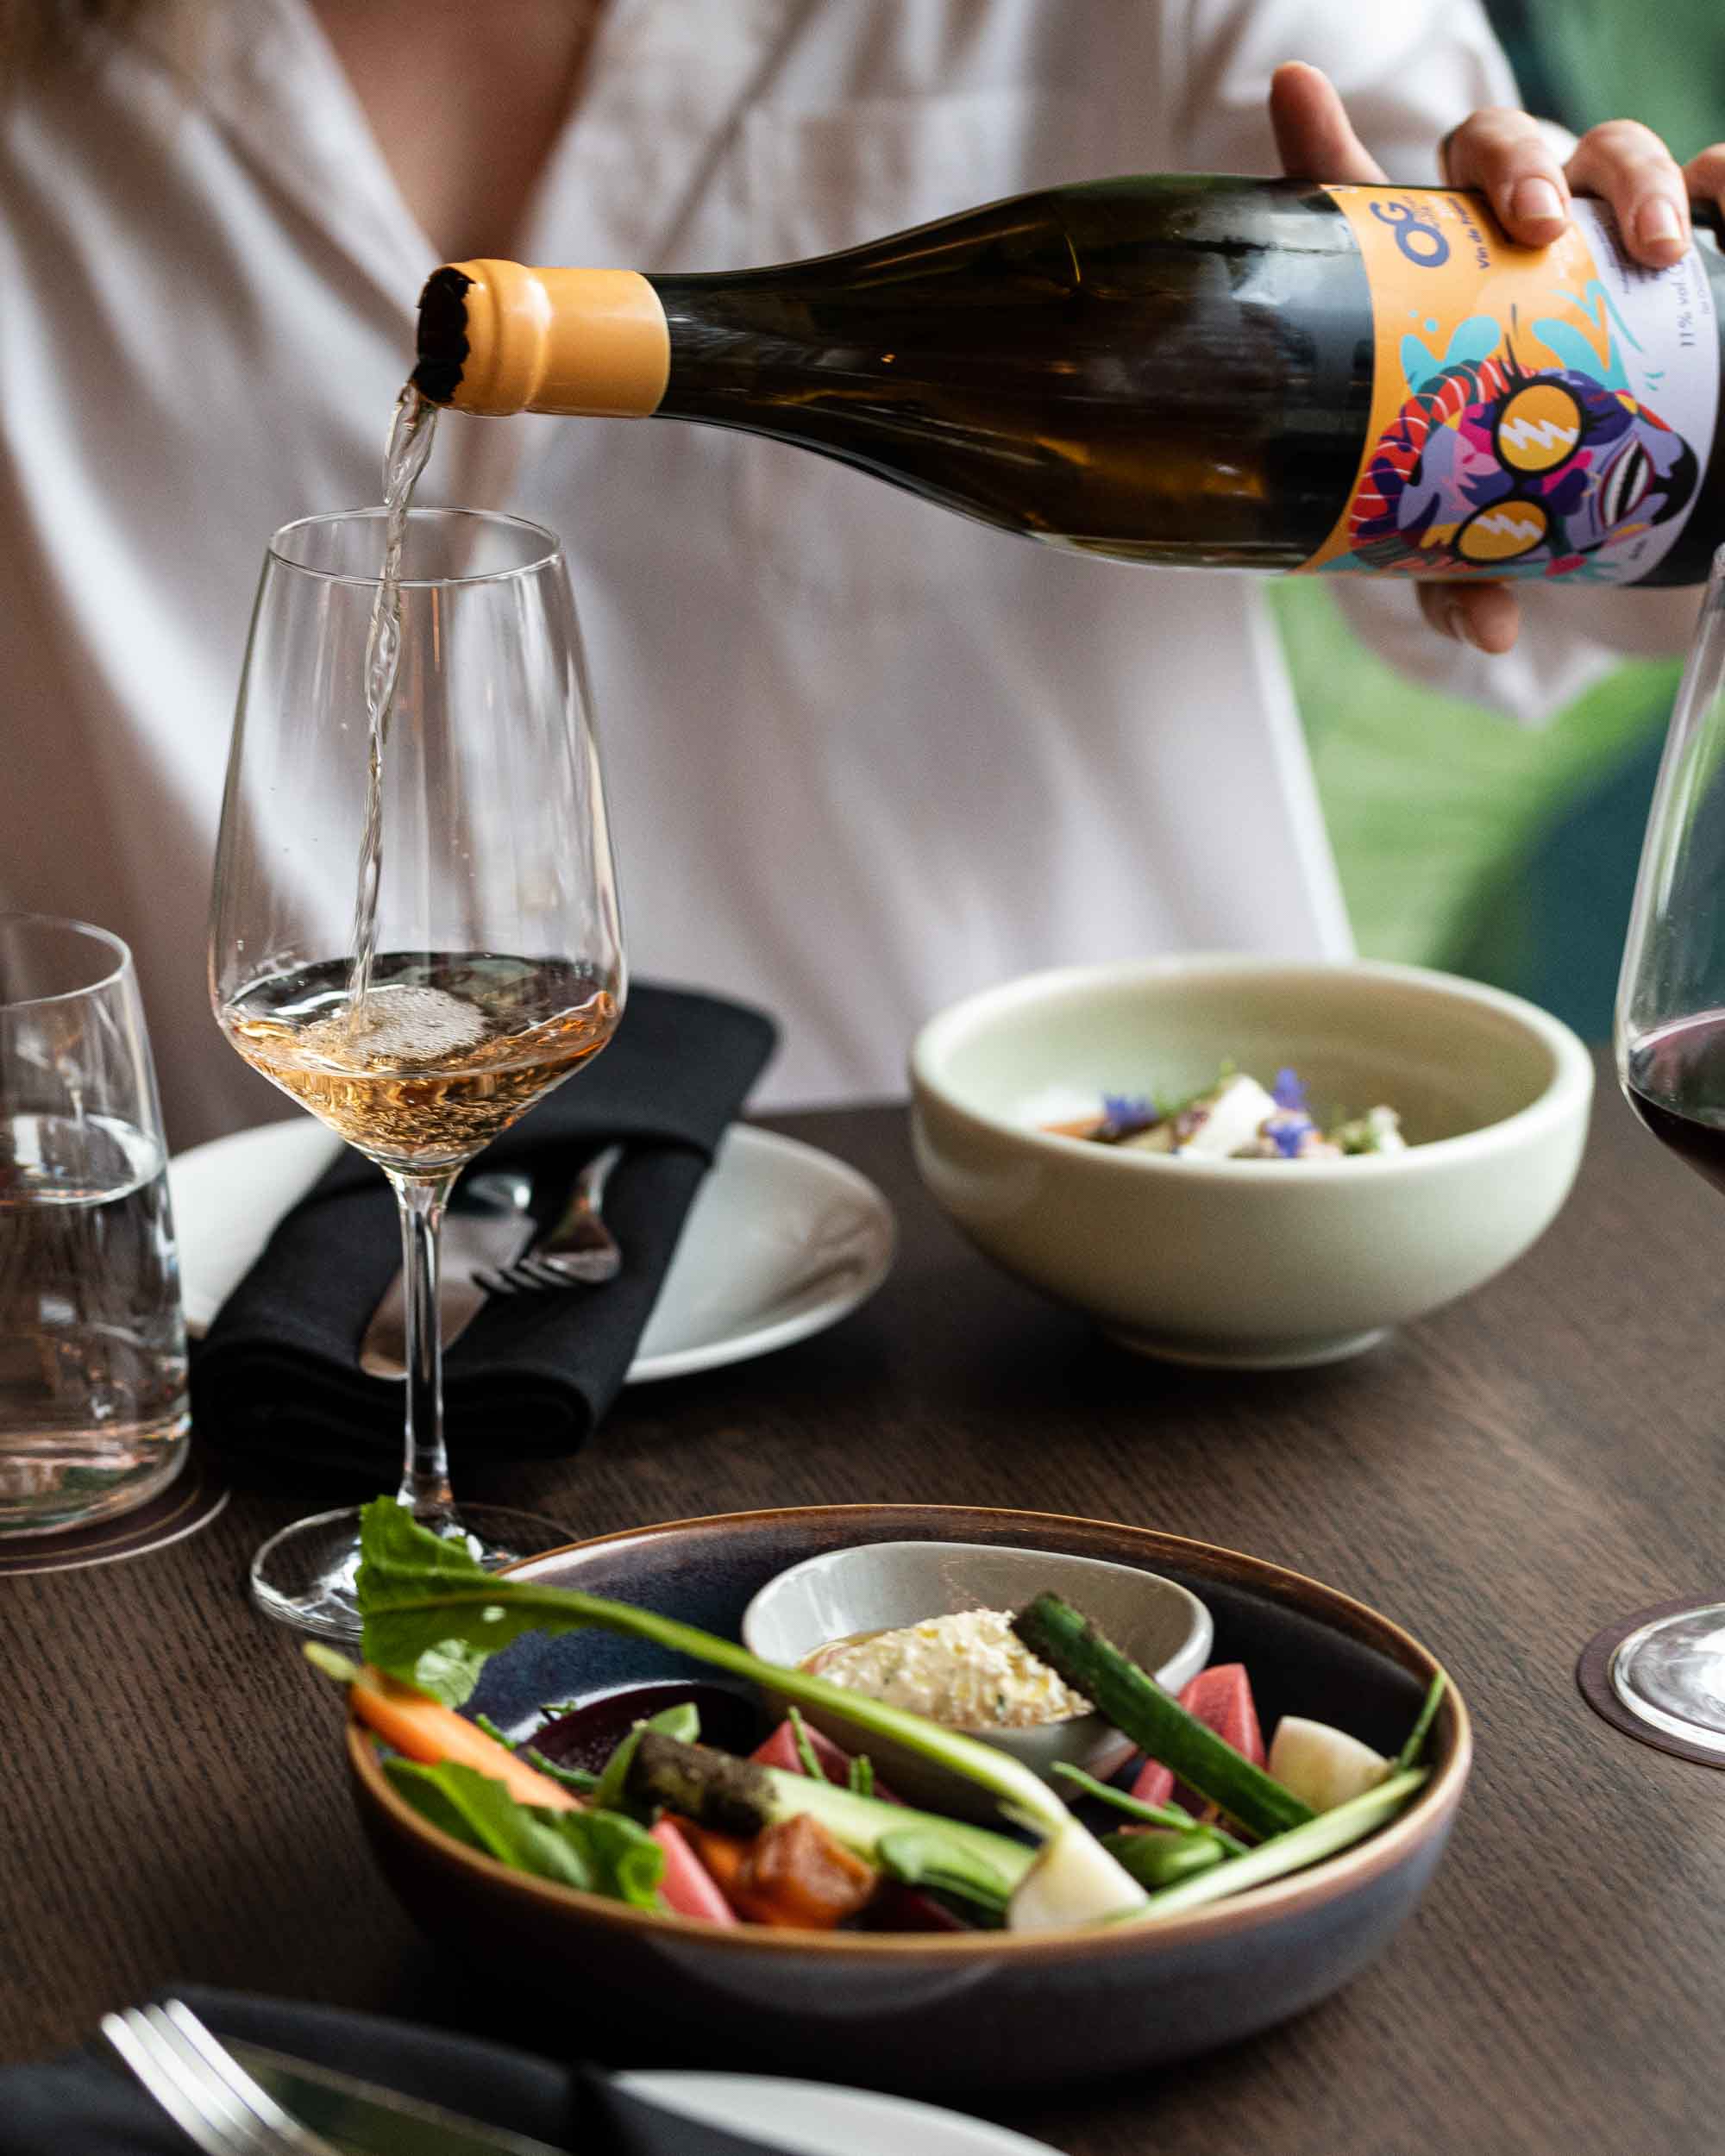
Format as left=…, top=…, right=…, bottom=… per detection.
left=414, top=176, right=1725, bottom=585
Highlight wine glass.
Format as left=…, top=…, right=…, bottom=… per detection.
left=1615, top=543, right=1725, bottom=1752
left=210, top=506, right=624, bottom=1639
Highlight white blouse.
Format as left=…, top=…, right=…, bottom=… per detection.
left=0, top=0, right=1646, bottom=1145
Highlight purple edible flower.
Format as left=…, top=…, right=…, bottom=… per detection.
left=1100, top=1094, right=1157, bottom=1141
left=1268, top=1116, right=1311, bottom=1159
left=1271, top=1067, right=1307, bottom=1112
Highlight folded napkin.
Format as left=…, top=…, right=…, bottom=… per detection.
left=191, top=984, right=775, bottom=1481
left=0, top=1985, right=782, bottom=2154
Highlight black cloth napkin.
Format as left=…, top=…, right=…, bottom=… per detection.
left=0, top=1985, right=784, bottom=2154
left=191, top=983, right=775, bottom=1482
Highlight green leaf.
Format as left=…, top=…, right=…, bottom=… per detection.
left=593, top=1701, right=702, bottom=1815
left=875, top=1827, right=1012, bottom=1913
left=381, top=1757, right=665, bottom=1908
left=1102, top=1827, right=1229, bottom=1890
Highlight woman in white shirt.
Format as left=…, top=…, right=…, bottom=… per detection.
left=3, top=0, right=1720, bottom=1144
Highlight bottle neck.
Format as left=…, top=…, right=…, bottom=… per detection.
left=414, top=260, right=670, bottom=417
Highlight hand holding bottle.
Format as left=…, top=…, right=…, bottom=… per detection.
left=1271, top=61, right=1725, bottom=655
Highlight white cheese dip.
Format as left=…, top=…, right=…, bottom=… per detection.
left=805, top=1608, right=1092, bottom=1728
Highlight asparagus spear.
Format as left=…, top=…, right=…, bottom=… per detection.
left=1012, top=1594, right=1314, bottom=1839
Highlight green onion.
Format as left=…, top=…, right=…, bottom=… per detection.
left=1395, top=1671, right=1447, bottom=1773
left=522, top=1749, right=600, bottom=1796
left=787, top=1706, right=830, bottom=1784
left=1052, top=1762, right=1248, bottom=1853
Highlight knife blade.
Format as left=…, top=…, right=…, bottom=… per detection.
left=229, top=2040, right=568, bottom=2156
left=358, top=1169, right=535, bottom=1380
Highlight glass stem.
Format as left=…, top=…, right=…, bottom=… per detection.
left=390, top=1169, right=460, bottom=1529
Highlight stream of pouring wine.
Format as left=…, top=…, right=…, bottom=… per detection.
left=348, top=385, right=439, bottom=1029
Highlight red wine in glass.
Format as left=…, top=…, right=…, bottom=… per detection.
left=1624, top=1013, right=1725, bottom=1199
left=1613, top=546, right=1725, bottom=1756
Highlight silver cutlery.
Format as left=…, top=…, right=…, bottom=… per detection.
left=229, top=2040, right=569, bottom=2156
left=101, top=2000, right=342, bottom=2156
left=476, top=1141, right=624, bottom=1297
left=358, top=1168, right=535, bottom=1379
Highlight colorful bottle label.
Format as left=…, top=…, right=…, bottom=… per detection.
left=1302, top=185, right=1718, bottom=581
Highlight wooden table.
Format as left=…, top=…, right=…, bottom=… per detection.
left=7, top=1062, right=1725, bottom=2154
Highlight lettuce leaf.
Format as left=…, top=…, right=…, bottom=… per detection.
left=382, top=1756, right=664, bottom=1908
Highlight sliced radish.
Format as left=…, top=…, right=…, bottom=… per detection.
left=1007, top=1822, right=1148, bottom=1932
left=650, top=1818, right=739, bottom=1923
left=1265, top=1717, right=1392, bottom=1814
left=751, top=1717, right=900, bottom=1802
left=1131, top=1663, right=1264, bottom=1811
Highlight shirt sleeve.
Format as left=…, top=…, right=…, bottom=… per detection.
left=1177, top=0, right=1697, bottom=721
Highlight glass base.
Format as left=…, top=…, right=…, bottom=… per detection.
left=250, top=1501, right=578, bottom=1642
left=1609, top=1601, right=1725, bottom=1758
left=0, top=1414, right=191, bottom=1538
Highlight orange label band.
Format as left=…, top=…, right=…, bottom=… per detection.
left=1303, top=187, right=1718, bottom=582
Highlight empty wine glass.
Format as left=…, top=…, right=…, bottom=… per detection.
left=1615, top=543, right=1725, bottom=1752
left=210, top=507, right=624, bottom=1638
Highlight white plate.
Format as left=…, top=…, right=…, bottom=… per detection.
left=167, top=1119, right=895, bottom=1383
left=617, top=2071, right=1058, bottom=2156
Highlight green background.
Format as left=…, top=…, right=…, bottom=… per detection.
left=1290, top=0, right=1723, bottom=1039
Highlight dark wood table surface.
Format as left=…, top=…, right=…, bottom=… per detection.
left=7, top=1061, right=1725, bottom=2154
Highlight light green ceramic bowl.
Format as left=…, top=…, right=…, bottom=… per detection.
left=909, top=956, right=1593, bottom=1369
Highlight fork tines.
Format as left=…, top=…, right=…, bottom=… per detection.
left=100, top=2000, right=341, bottom=2155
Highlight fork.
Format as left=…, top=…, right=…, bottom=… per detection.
left=476, top=1140, right=624, bottom=1296
left=100, top=2000, right=341, bottom=2156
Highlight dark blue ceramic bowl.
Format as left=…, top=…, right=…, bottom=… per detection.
left=347, top=1504, right=1471, bottom=2091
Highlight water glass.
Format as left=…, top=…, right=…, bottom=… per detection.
left=0, top=914, right=190, bottom=1532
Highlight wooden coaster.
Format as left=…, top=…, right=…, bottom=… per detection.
left=1577, top=1597, right=1725, bottom=1767
left=0, top=1448, right=229, bottom=1579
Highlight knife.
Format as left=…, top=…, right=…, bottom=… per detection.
left=229, top=2040, right=568, bottom=2156
left=358, top=1169, right=535, bottom=1380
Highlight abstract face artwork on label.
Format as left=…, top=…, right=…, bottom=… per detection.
left=1309, top=189, right=1719, bottom=582
left=1347, top=355, right=1699, bottom=574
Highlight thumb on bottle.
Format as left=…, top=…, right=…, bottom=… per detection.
left=1270, top=63, right=1389, bottom=185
